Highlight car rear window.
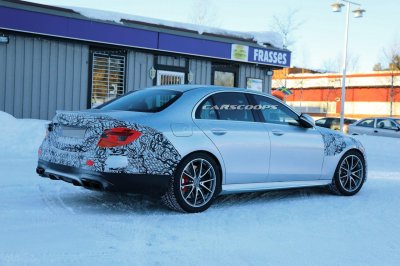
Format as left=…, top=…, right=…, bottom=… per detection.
left=98, top=89, right=182, bottom=112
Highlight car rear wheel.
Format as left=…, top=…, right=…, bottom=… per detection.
left=161, top=153, right=220, bottom=213
left=328, top=150, right=366, bottom=196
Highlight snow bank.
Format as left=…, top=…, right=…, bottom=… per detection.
left=65, top=6, right=283, bottom=48
left=353, top=134, right=400, bottom=176
left=0, top=114, right=399, bottom=265
left=0, top=111, right=48, bottom=159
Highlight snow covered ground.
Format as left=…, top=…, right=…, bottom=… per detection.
left=1, top=111, right=400, bottom=266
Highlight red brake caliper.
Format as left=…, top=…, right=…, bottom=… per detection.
left=182, top=175, right=189, bottom=192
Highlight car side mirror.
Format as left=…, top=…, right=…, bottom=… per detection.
left=299, top=113, right=315, bottom=128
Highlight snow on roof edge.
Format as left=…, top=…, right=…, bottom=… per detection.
left=60, top=6, right=284, bottom=49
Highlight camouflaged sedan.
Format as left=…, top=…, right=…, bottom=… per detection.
left=37, top=85, right=367, bottom=213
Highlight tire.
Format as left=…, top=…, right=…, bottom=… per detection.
left=161, top=153, right=221, bottom=213
left=328, top=150, right=366, bottom=196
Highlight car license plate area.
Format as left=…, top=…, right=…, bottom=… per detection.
left=60, top=126, right=87, bottom=139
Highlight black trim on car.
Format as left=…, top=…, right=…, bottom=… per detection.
left=37, top=160, right=170, bottom=194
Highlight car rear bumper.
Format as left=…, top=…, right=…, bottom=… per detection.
left=36, top=160, right=171, bottom=194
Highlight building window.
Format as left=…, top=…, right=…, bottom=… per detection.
left=156, top=70, right=185, bottom=85
left=91, top=52, right=126, bottom=107
left=214, top=71, right=235, bottom=87
left=246, top=78, right=263, bottom=92
left=212, top=64, right=238, bottom=87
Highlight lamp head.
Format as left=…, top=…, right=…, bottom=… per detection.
left=353, top=8, right=366, bottom=18
left=331, top=2, right=344, bottom=12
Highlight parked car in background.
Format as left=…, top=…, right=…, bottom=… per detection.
left=348, top=117, right=400, bottom=138
left=315, top=117, right=357, bottom=133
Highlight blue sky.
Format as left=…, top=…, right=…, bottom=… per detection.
left=30, top=0, right=399, bottom=72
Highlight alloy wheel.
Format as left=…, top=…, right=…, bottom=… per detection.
left=338, top=154, right=364, bottom=193
left=179, top=158, right=217, bottom=208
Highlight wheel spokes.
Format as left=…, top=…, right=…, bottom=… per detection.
left=198, top=188, right=206, bottom=203
left=194, top=188, right=199, bottom=205
left=191, top=162, right=197, bottom=177
left=181, top=183, right=194, bottom=189
left=200, top=183, right=212, bottom=193
left=351, top=159, right=360, bottom=170
left=183, top=170, right=195, bottom=180
left=180, top=158, right=216, bottom=208
left=198, top=159, right=203, bottom=178
left=338, top=155, right=364, bottom=192
left=185, top=186, right=195, bottom=200
left=200, top=167, right=211, bottom=179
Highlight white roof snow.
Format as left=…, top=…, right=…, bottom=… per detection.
left=65, top=6, right=283, bottom=48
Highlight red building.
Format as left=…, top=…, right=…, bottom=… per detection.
left=272, top=70, right=400, bottom=118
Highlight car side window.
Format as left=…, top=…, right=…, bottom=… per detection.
left=251, top=94, right=300, bottom=126
left=331, top=119, right=340, bottom=127
left=195, top=92, right=255, bottom=122
left=195, top=97, right=218, bottom=120
left=345, top=119, right=357, bottom=124
left=376, top=119, right=396, bottom=130
left=357, top=119, right=374, bottom=128
left=211, top=92, right=255, bottom=122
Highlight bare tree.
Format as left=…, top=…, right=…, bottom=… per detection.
left=383, top=39, right=400, bottom=70
left=188, top=0, right=220, bottom=29
left=374, top=38, right=400, bottom=71
left=270, top=9, right=304, bottom=102
left=373, top=63, right=383, bottom=71
left=379, top=39, right=400, bottom=115
left=270, top=9, right=304, bottom=49
left=321, top=53, right=360, bottom=73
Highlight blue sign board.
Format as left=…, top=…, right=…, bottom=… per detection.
left=0, top=5, right=291, bottom=68
left=249, top=47, right=291, bottom=67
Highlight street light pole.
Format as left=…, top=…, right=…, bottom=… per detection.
left=339, top=1, right=350, bottom=133
left=331, top=0, right=365, bottom=132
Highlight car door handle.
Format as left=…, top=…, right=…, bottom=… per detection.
left=211, top=128, right=227, bottom=135
left=272, top=130, right=284, bottom=136
left=374, top=130, right=378, bottom=133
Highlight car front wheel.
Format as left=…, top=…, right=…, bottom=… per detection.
left=328, top=150, right=366, bottom=196
left=161, top=153, right=220, bottom=213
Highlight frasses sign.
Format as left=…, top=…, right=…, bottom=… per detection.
left=251, top=48, right=290, bottom=67
left=230, top=44, right=291, bottom=67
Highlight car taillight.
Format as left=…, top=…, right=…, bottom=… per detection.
left=97, top=127, right=142, bottom=148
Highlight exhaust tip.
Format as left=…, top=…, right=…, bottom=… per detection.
left=36, top=167, right=45, bottom=176
left=72, top=180, right=82, bottom=186
left=48, top=174, right=58, bottom=180
left=81, top=179, right=104, bottom=190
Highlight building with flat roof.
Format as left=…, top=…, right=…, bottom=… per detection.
left=0, top=0, right=291, bottom=119
left=272, top=70, right=400, bottom=118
